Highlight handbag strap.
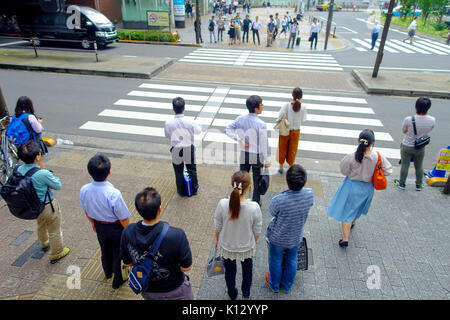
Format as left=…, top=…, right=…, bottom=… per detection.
left=375, top=152, right=382, bottom=170
left=412, top=116, right=418, bottom=136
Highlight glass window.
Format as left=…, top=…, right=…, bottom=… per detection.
left=83, top=8, right=111, bottom=24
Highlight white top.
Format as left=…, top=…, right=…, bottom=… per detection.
left=310, top=22, right=321, bottom=33
left=408, top=20, right=417, bottom=31
left=340, top=151, right=393, bottom=183
left=164, top=114, right=201, bottom=147
left=290, top=23, right=298, bottom=34
left=277, top=102, right=307, bottom=130
left=214, top=198, right=262, bottom=252
left=252, top=20, right=262, bottom=30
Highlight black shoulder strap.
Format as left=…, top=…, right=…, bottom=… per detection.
left=21, top=116, right=37, bottom=142
left=412, top=116, right=418, bottom=136
left=25, top=167, right=41, bottom=178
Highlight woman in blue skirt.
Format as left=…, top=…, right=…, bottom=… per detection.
left=327, top=129, right=392, bottom=247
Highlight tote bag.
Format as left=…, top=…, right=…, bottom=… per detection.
left=372, top=152, right=387, bottom=190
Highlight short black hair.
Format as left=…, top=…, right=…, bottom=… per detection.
left=172, top=97, right=185, bottom=114
left=87, top=154, right=111, bottom=182
left=246, top=95, right=262, bottom=113
left=135, top=187, right=161, bottom=221
left=286, top=164, right=307, bottom=191
left=415, top=97, right=431, bottom=114
left=18, top=140, right=41, bottom=164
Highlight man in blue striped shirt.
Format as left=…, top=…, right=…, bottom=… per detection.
left=265, top=165, right=314, bottom=293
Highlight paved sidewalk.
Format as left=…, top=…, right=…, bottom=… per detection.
left=1, top=144, right=449, bottom=300
left=352, top=69, right=450, bottom=99
left=0, top=49, right=173, bottom=79
left=178, top=7, right=345, bottom=52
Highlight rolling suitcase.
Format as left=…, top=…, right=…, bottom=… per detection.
left=296, top=36, right=301, bottom=46
left=183, top=169, right=193, bottom=197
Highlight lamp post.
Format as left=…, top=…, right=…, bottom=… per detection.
left=372, top=0, right=395, bottom=78
left=324, top=0, right=334, bottom=50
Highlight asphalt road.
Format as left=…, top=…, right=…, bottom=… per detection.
left=1, top=69, right=448, bottom=168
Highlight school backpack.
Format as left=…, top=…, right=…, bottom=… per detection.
left=209, top=20, right=214, bottom=31
left=6, top=113, right=36, bottom=145
left=0, top=166, right=53, bottom=220
left=128, top=223, right=169, bottom=294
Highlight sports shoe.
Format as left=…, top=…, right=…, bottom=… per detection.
left=416, top=183, right=424, bottom=191
left=264, top=272, right=278, bottom=293
left=393, top=179, right=406, bottom=190
left=50, top=247, right=70, bottom=264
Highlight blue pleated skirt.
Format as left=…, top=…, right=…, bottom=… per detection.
left=327, top=177, right=374, bottom=223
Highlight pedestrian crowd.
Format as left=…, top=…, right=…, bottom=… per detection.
left=0, top=92, right=439, bottom=300
left=197, top=5, right=319, bottom=49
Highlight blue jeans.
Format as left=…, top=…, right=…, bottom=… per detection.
left=268, top=242, right=300, bottom=292
left=371, top=32, right=378, bottom=49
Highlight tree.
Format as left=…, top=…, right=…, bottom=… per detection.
left=433, top=0, right=450, bottom=23
left=399, top=0, right=414, bottom=18
left=418, top=0, right=434, bottom=24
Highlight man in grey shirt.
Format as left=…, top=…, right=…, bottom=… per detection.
left=394, top=97, right=435, bottom=191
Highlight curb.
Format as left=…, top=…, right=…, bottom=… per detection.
left=118, top=40, right=202, bottom=47
left=0, top=58, right=174, bottom=79
left=351, top=69, right=450, bottom=99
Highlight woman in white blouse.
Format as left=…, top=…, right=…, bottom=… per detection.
left=276, top=87, right=307, bottom=174
left=327, top=129, right=393, bottom=247
left=214, top=171, right=262, bottom=300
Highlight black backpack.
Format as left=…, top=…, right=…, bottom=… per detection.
left=0, top=166, right=53, bottom=220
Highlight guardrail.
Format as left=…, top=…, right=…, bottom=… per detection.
left=0, top=35, right=100, bottom=62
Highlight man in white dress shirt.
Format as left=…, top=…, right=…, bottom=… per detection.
left=164, top=97, right=201, bottom=196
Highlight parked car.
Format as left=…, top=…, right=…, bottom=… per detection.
left=316, top=2, right=343, bottom=11
left=18, top=6, right=118, bottom=49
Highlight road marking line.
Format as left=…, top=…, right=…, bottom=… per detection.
left=197, top=48, right=334, bottom=58
left=234, top=51, right=251, bottom=66
left=245, top=62, right=343, bottom=71
left=340, top=26, right=358, bottom=34
left=203, top=132, right=400, bottom=159
left=178, top=59, right=235, bottom=65
left=381, top=41, right=415, bottom=53
left=79, top=121, right=166, bottom=137
left=128, top=90, right=209, bottom=101
left=227, top=90, right=367, bottom=104
left=184, top=54, right=239, bottom=61
left=98, top=109, right=213, bottom=125
left=409, top=41, right=448, bottom=55
left=355, top=47, right=368, bottom=51
left=306, top=114, right=383, bottom=126
left=415, top=41, right=450, bottom=54
left=114, top=99, right=203, bottom=112
left=362, top=39, right=399, bottom=53
left=390, top=39, right=432, bottom=54
left=138, top=83, right=215, bottom=93
left=246, top=55, right=338, bottom=63
left=0, top=40, right=28, bottom=47
left=247, top=58, right=341, bottom=67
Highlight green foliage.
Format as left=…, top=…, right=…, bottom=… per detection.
left=433, top=22, right=448, bottom=30
left=116, top=29, right=178, bottom=42
left=382, top=15, right=449, bottom=37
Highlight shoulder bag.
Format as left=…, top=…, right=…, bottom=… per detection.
left=372, top=152, right=387, bottom=190
left=412, top=116, right=430, bottom=150
left=273, top=104, right=290, bottom=136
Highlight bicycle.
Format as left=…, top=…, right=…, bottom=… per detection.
left=0, top=116, right=19, bottom=186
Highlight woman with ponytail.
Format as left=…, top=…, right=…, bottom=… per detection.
left=276, top=87, right=307, bottom=174
left=327, top=129, right=392, bottom=247
left=214, top=171, right=263, bottom=300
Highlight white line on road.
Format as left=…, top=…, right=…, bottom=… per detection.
left=355, top=47, right=368, bottom=52
left=390, top=39, right=432, bottom=54
left=179, top=58, right=235, bottom=65
left=415, top=41, right=450, bottom=54
left=340, top=65, right=450, bottom=72
left=244, top=62, right=343, bottom=71
left=80, top=121, right=165, bottom=137
left=114, top=99, right=203, bottom=112
left=340, top=26, right=358, bottom=34
left=139, top=83, right=215, bottom=93
left=409, top=42, right=448, bottom=55
left=0, top=40, right=28, bottom=47
left=128, top=90, right=210, bottom=101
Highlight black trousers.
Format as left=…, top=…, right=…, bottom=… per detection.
left=94, top=221, right=124, bottom=287
left=239, top=151, right=263, bottom=204
left=243, top=29, right=249, bottom=42
left=252, top=30, right=260, bottom=45
left=224, top=258, right=253, bottom=299
left=171, top=145, right=199, bottom=196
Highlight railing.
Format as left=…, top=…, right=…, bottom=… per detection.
left=0, top=35, right=100, bottom=62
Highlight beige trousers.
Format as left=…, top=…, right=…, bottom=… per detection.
left=36, top=198, right=64, bottom=260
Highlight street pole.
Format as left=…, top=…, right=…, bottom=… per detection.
left=195, top=0, right=200, bottom=44
left=0, top=87, right=9, bottom=119
left=324, top=0, right=334, bottom=50
left=372, top=0, right=395, bottom=78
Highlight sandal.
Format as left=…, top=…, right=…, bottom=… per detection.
left=338, top=240, right=348, bottom=248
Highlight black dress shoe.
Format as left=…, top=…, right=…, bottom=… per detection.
left=339, top=239, right=348, bottom=248
left=112, top=278, right=126, bottom=290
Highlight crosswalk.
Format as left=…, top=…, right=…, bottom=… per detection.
left=79, top=81, right=400, bottom=162
left=352, top=37, right=450, bottom=55
left=179, top=48, right=344, bottom=71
